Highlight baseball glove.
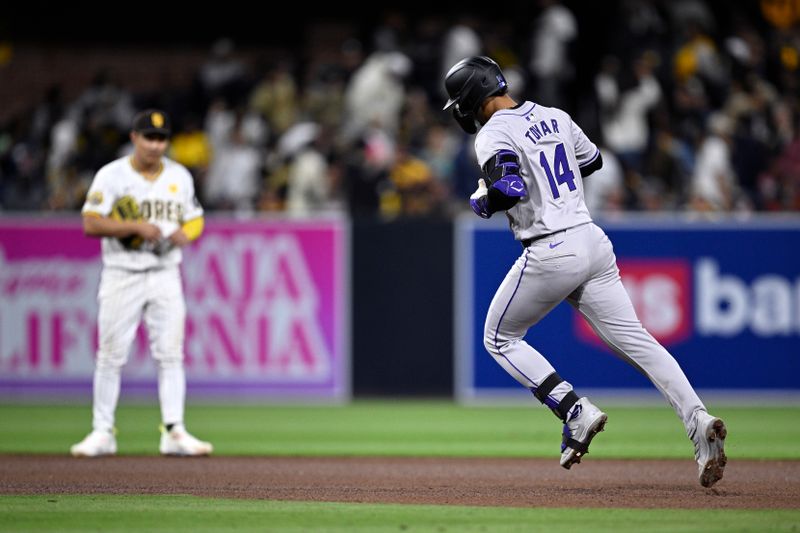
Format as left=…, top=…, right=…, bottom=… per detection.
left=110, top=195, right=144, bottom=250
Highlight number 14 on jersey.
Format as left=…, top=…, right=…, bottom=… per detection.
left=538, top=143, right=576, bottom=199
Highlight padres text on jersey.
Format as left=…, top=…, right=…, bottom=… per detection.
left=82, top=156, right=203, bottom=270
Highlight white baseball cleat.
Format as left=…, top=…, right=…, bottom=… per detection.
left=560, top=397, right=607, bottom=469
left=70, top=430, right=117, bottom=457
left=159, top=426, right=213, bottom=456
left=692, top=411, right=727, bottom=488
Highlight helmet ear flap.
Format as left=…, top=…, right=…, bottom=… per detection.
left=452, top=105, right=478, bottom=134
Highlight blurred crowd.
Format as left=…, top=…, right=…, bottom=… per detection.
left=1, top=0, right=799, bottom=218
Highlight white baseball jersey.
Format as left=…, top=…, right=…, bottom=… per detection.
left=475, top=101, right=600, bottom=241
left=82, top=156, right=203, bottom=271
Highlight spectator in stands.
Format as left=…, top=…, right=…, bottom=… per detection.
left=760, top=0, right=800, bottom=31
left=46, top=107, right=80, bottom=185
left=441, top=16, right=482, bottom=92
left=168, top=114, right=213, bottom=202
left=302, top=63, right=347, bottom=131
left=341, top=137, right=387, bottom=218
left=204, top=117, right=262, bottom=212
left=528, top=0, right=577, bottom=109
left=758, top=122, right=800, bottom=211
left=419, top=124, right=458, bottom=191
left=76, top=69, right=135, bottom=134
left=199, top=38, right=248, bottom=107
left=595, top=52, right=662, bottom=173
left=3, top=2, right=800, bottom=216
left=249, top=61, right=298, bottom=136
left=643, top=121, right=693, bottom=209
left=73, top=111, right=125, bottom=180
left=406, top=17, right=446, bottom=103
left=343, top=50, right=412, bottom=143
left=385, top=143, right=441, bottom=218
left=399, top=87, right=436, bottom=150
left=0, top=118, right=47, bottom=210
left=30, top=85, right=65, bottom=147
left=583, top=147, right=625, bottom=215
left=204, top=98, right=236, bottom=151
left=285, top=131, right=333, bottom=216
left=690, top=113, right=738, bottom=212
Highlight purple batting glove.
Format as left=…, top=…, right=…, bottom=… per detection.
left=469, top=179, right=491, bottom=218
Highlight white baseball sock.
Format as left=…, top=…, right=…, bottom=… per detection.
left=158, top=361, right=185, bottom=427
left=92, top=363, right=122, bottom=433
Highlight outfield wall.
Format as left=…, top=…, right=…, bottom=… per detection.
left=455, top=214, right=800, bottom=402
left=1, top=214, right=798, bottom=403
left=0, top=216, right=350, bottom=401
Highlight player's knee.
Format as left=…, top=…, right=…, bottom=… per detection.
left=156, top=360, right=183, bottom=373
left=483, top=317, right=510, bottom=354
left=95, top=348, right=128, bottom=369
left=153, top=351, right=184, bottom=367
left=484, top=327, right=525, bottom=359
left=483, top=331, right=506, bottom=358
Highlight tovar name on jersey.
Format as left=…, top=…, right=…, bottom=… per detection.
left=524, top=115, right=561, bottom=145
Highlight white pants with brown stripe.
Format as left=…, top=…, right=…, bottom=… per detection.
left=92, top=265, right=186, bottom=433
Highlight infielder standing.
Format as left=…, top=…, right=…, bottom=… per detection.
left=71, top=110, right=213, bottom=457
left=444, top=57, right=726, bottom=487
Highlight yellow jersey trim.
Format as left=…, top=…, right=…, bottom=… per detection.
left=181, top=216, right=204, bottom=241
left=129, top=156, right=164, bottom=181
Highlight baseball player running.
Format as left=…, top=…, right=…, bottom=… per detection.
left=71, top=110, right=213, bottom=457
left=444, top=57, right=726, bottom=487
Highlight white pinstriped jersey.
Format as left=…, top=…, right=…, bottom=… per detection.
left=475, top=101, right=600, bottom=241
left=82, top=156, right=203, bottom=271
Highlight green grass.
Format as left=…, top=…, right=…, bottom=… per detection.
left=1, top=495, right=798, bottom=532
left=2, top=402, right=798, bottom=532
left=0, top=401, right=797, bottom=459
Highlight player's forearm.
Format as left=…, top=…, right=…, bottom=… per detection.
left=83, top=214, right=141, bottom=238
left=487, top=187, right=522, bottom=212
left=471, top=149, right=527, bottom=218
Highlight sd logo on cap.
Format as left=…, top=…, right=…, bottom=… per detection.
left=132, top=109, right=172, bottom=136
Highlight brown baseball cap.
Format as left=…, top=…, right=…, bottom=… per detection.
left=132, top=109, right=172, bottom=136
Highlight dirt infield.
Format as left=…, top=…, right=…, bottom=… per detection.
left=1, top=455, right=798, bottom=509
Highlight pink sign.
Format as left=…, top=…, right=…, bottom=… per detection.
left=0, top=217, right=349, bottom=399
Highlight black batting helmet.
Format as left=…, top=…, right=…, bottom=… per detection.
left=443, top=56, right=508, bottom=133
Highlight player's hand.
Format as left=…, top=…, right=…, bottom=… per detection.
left=470, top=178, right=488, bottom=200
left=135, top=222, right=162, bottom=243
left=469, top=179, right=492, bottom=219
left=167, top=229, right=191, bottom=248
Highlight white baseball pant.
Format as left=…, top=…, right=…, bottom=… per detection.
left=92, top=266, right=186, bottom=432
left=484, top=222, right=705, bottom=436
